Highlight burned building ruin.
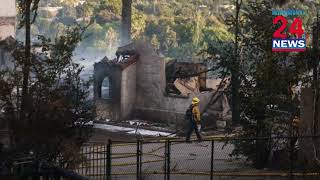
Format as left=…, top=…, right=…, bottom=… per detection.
left=94, top=41, right=231, bottom=129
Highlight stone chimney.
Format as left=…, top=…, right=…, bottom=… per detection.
left=0, top=0, right=16, bottom=40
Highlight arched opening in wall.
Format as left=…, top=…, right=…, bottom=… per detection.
left=101, top=77, right=111, bottom=99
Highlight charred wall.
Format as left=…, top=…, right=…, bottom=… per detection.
left=93, top=41, right=220, bottom=130
left=134, top=91, right=214, bottom=128
left=134, top=41, right=166, bottom=109
left=131, top=41, right=214, bottom=127
left=121, top=62, right=137, bottom=120
left=94, top=60, right=122, bottom=121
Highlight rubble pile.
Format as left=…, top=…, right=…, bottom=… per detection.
left=165, top=60, right=210, bottom=96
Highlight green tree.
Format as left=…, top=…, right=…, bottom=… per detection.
left=161, top=25, right=177, bottom=54
left=202, top=26, right=233, bottom=47
left=63, top=0, right=80, bottom=7
left=150, top=34, right=160, bottom=51
left=231, top=0, right=242, bottom=126
left=131, top=7, right=147, bottom=40
left=228, top=0, right=310, bottom=168
left=145, top=19, right=160, bottom=37
left=50, top=22, right=68, bottom=37
left=17, top=0, right=41, bottom=124
left=102, top=0, right=122, bottom=15
left=173, top=20, right=193, bottom=45
left=0, top=26, right=93, bottom=169
left=57, top=5, right=77, bottom=19
left=192, top=9, right=205, bottom=47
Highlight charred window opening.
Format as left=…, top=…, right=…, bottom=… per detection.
left=97, top=76, right=113, bottom=100
left=100, top=76, right=111, bottom=99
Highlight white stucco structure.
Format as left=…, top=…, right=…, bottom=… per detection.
left=0, top=0, right=16, bottom=17
left=0, top=0, right=16, bottom=40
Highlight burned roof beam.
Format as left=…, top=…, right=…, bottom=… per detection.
left=168, top=68, right=215, bottom=79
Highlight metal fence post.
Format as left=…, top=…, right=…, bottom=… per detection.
left=288, top=118, right=293, bottom=180
left=166, top=140, right=171, bottom=180
left=137, top=139, right=141, bottom=180
left=140, top=140, right=143, bottom=179
left=210, top=140, right=214, bottom=180
left=164, top=141, right=167, bottom=180
left=106, top=139, right=112, bottom=180
left=289, top=136, right=294, bottom=180
left=33, top=160, right=40, bottom=180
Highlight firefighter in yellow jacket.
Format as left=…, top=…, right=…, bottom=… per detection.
left=185, top=97, right=202, bottom=142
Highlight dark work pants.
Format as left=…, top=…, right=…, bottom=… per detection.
left=186, top=120, right=202, bottom=141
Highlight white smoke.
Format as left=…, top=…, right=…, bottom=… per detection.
left=73, top=44, right=119, bottom=81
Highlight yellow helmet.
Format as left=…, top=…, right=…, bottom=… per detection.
left=192, top=97, right=200, bottom=105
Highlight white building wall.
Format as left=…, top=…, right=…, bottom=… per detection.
left=0, top=0, right=16, bottom=40
left=0, top=0, right=16, bottom=17
left=0, top=25, right=15, bottom=40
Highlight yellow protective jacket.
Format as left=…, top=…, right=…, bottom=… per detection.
left=192, top=105, right=201, bottom=123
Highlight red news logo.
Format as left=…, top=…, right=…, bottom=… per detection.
left=272, top=10, right=306, bottom=52
left=273, top=16, right=304, bottom=39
